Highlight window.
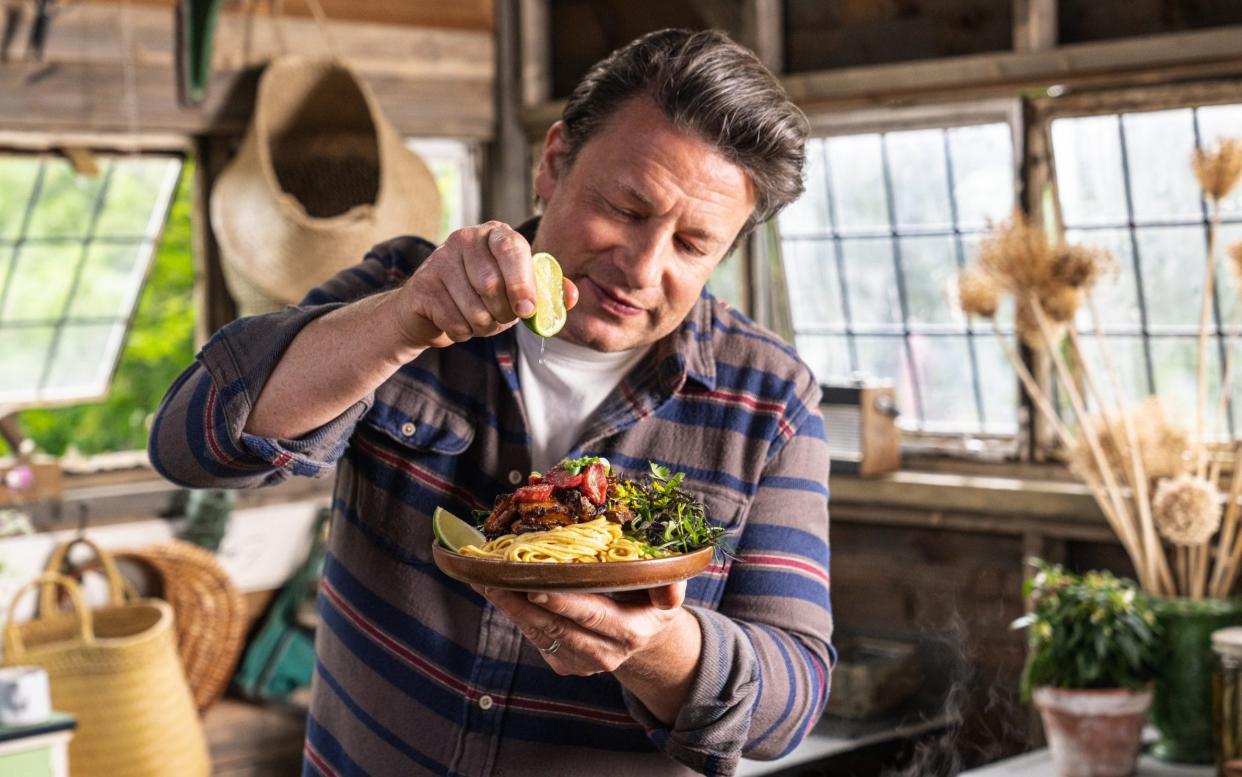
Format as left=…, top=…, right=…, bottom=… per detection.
left=1050, top=103, right=1242, bottom=437
left=778, top=121, right=1019, bottom=435
left=0, top=152, right=182, bottom=411
left=405, top=138, right=482, bottom=241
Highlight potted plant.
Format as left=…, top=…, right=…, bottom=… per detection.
left=1013, top=561, right=1161, bottom=777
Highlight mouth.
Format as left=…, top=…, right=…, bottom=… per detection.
left=585, top=278, right=645, bottom=318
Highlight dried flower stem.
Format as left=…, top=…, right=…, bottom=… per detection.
left=989, top=317, right=1156, bottom=587
left=1211, top=451, right=1242, bottom=597
left=1075, top=300, right=1174, bottom=593
left=1029, top=295, right=1153, bottom=591
left=1197, top=203, right=1222, bottom=479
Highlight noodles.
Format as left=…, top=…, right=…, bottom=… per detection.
left=459, top=517, right=656, bottom=563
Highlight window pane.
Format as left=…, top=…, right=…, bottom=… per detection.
left=973, top=337, right=1019, bottom=433
left=1219, top=221, right=1242, bottom=327
left=1074, top=333, right=1151, bottom=406
left=1051, top=115, right=1128, bottom=228
left=1135, top=225, right=1207, bottom=331
left=68, top=240, right=151, bottom=320
left=0, top=326, right=54, bottom=402
left=1150, top=336, right=1227, bottom=436
left=886, top=130, right=952, bottom=230
left=949, top=123, right=1015, bottom=229
left=95, top=158, right=181, bottom=237
left=1121, top=109, right=1202, bottom=225
left=826, top=134, right=889, bottom=233
left=26, top=158, right=110, bottom=238
left=854, top=335, right=918, bottom=420
left=841, top=238, right=901, bottom=330
left=1065, top=228, right=1142, bottom=332
left=899, top=235, right=961, bottom=327
left=0, top=157, right=42, bottom=240
left=794, top=334, right=851, bottom=380
left=912, top=335, right=978, bottom=430
left=42, top=323, right=123, bottom=400
left=1, top=242, right=80, bottom=323
left=783, top=239, right=845, bottom=328
left=708, top=247, right=746, bottom=313
left=780, top=141, right=832, bottom=237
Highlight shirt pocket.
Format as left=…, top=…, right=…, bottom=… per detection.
left=684, top=482, right=749, bottom=607
left=353, top=385, right=478, bottom=565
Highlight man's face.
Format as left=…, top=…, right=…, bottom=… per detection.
left=531, top=97, right=756, bottom=352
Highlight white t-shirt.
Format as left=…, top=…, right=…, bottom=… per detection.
left=515, top=323, right=650, bottom=472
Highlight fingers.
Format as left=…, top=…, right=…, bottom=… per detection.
left=563, top=277, right=580, bottom=310
left=647, top=582, right=686, bottom=610
left=484, top=225, right=536, bottom=320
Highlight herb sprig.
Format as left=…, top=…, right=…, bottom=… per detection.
left=614, top=462, right=729, bottom=556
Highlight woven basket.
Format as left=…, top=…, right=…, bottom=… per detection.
left=4, top=570, right=210, bottom=777
left=118, top=541, right=248, bottom=711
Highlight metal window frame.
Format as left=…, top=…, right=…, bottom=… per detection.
left=0, top=138, right=186, bottom=418
left=783, top=98, right=1026, bottom=455
left=1032, top=79, right=1242, bottom=444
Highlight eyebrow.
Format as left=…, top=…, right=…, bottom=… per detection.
left=617, top=184, right=722, bottom=245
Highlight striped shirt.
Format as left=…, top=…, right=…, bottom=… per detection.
left=149, top=229, right=834, bottom=777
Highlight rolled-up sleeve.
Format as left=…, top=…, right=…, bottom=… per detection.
left=148, top=236, right=435, bottom=489
left=624, top=382, right=834, bottom=776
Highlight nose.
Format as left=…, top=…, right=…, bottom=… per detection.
left=619, top=227, right=665, bottom=290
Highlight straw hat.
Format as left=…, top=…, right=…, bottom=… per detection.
left=211, top=56, right=441, bottom=315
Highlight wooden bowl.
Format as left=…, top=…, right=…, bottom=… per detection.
left=431, top=543, right=715, bottom=593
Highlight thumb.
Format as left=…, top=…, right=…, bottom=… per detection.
left=648, top=582, right=686, bottom=610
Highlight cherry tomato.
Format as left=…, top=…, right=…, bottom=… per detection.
left=581, top=462, right=608, bottom=505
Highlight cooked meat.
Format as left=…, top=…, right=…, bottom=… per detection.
left=483, top=495, right=517, bottom=537
left=512, top=512, right=576, bottom=534
left=603, top=504, right=634, bottom=524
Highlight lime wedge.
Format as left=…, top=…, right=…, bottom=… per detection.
left=432, top=506, right=486, bottom=551
left=523, top=252, right=567, bottom=337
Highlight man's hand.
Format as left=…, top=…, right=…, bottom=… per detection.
left=389, top=221, right=578, bottom=350
left=473, top=582, right=703, bottom=725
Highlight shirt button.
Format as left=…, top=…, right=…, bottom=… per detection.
left=401, top=422, right=416, bottom=437
left=508, top=470, right=522, bottom=485
left=478, top=695, right=494, bottom=710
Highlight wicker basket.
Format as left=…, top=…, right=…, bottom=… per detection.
left=4, top=572, right=210, bottom=777
left=118, top=541, right=248, bottom=711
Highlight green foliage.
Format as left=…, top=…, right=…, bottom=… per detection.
left=613, top=461, right=729, bottom=556
left=11, top=162, right=196, bottom=457
left=1013, top=560, right=1162, bottom=700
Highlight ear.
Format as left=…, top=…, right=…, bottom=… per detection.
left=534, top=121, right=570, bottom=203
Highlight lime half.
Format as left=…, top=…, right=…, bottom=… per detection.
left=432, top=506, right=485, bottom=552
left=523, top=252, right=567, bottom=338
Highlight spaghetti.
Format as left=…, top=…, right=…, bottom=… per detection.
left=459, top=517, right=654, bottom=563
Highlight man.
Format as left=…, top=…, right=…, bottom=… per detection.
left=151, top=29, right=832, bottom=777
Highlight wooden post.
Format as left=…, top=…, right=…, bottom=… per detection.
left=192, top=136, right=239, bottom=343
left=1014, top=0, right=1057, bottom=53
left=484, top=0, right=533, bottom=225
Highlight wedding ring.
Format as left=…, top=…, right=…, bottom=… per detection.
left=538, top=639, right=562, bottom=655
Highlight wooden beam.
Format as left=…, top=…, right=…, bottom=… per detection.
left=79, top=0, right=494, bottom=31
left=1, top=2, right=494, bottom=137
left=192, top=136, right=238, bottom=341
left=518, top=0, right=550, bottom=109
left=783, top=25, right=1242, bottom=110
left=740, top=0, right=783, bottom=74
left=1013, top=0, right=1057, bottom=53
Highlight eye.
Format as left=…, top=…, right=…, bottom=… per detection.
left=676, top=236, right=705, bottom=257
left=607, top=201, right=640, bottom=220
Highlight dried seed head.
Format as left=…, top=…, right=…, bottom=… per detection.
left=978, top=210, right=1057, bottom=293
left=1071, top=399, right=1191, bottom=486
left=1229, top=241, right=1242, bottom=283
left=1050, top=244, right=1116, bottom=290
left=957, top=269, right=1001, bottom=318
left=1153, top=475, right=1221, bottom=546
left=1040, top=286, right=1081, bottom=324
left=1193, top=138, right=1242, bottom=203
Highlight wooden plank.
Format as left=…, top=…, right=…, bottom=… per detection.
left=1013, top=0, right=1057, bottom=52
left=0, top=60, right=493, bottom=138
left=782, top=25, right=1242, bottom=109
left=80, top=0, right=494, bottom=31
left=1, top=1, right=494, bottom=137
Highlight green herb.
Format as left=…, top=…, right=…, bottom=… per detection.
left=561, top=455, right=610, bottom=476
left=613, top=461, right=729, bottom=556
left=1012, top=560, right=1161, bottom=700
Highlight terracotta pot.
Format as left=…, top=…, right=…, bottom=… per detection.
left=1033, top=687, right=1152, bottom=777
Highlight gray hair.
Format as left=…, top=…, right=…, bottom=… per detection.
left=560, top=28, right=809, bottom=237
